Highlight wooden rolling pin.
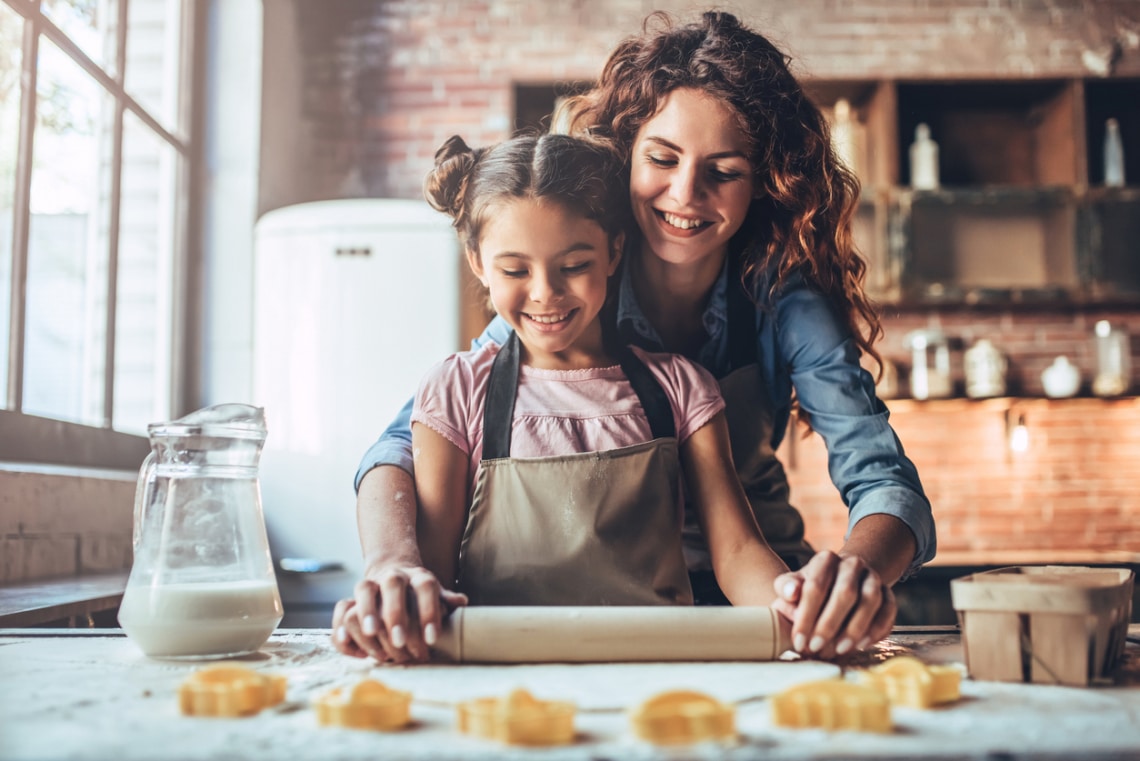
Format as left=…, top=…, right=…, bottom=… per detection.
left=430, top=606, right=790, bottom=663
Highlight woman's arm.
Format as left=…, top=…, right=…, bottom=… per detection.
left=774, top=286, right=935, bottom=574
left=770, top=285, right=932, bottom=657
left=680, top=412, right=790, bottom=606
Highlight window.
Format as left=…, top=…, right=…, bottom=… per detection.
left=0, top=0, right=195, bottom=467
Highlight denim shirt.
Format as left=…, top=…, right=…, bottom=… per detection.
left=355, top=260, right=936, bottom=573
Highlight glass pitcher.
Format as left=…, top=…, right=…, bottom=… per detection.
left=117, top=403, right=283, bottom=659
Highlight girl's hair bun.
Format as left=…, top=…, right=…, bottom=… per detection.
left=424, top=135, right=483, bottom=221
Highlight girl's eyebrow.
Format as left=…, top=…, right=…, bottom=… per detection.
left=491, top=242, right=597, bottom=260
left=642, top=135, right=748, bottom=160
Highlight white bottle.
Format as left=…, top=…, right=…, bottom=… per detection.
left=1041, top=356, right=1081, bottom=398
left=832, top=98, right=858, bottom=175
left=1093, top=319, right=1132, bottom=397
left=1105, top=118, right=1125, bottom=188
left=910, top=123, right=940, bottom=190
left=907, top=330, right=952, bottom=399
left=964, top=339, right=1006, bottom=399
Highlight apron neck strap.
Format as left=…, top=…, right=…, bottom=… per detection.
left=616, top=344, right=676, bottom=441
left=727, top=253, right=758, bottom=371
left=483, top=332, right=522, bottom=461
left=482, top=332, right=675, bottom=461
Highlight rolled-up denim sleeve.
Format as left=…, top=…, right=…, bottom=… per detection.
left=353, top=315, right=513, bottom=492
left=776, top=287, right=936, bottom=576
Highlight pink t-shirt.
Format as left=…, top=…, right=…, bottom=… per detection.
left=411, top=341, right=726, bottom=497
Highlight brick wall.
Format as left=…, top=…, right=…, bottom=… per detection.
left=0, top=468, right=135, bottom=584
left=259, top=0, right=1140, bottom=564
left=260, top=0, right=1140, bottom=211
left=782, top=306, right=1140, bottom=564
left=783, top=395, right=1140, bottom=562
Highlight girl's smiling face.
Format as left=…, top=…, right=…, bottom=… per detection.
left=468, top=198, right=621, bottom=369
left=628, top=87, right=755, bottom=270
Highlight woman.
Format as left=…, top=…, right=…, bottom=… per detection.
left=335, top=10, right=935, bottom=664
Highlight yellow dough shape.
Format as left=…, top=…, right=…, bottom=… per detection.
left=456, top=688, right=575, bottom=746
left=629, top=689, right=736, bottom=745
left=856, top=655, right=962, bottom=708
left=314, top=679, right=413, bottom=731
left=770, top=679, right=891, bottom=733
left=178, top=663, right=287, bottom=717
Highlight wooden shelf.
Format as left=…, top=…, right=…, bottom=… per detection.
left=804, top=77, right=1140, bottom=306
left=894, top=186, right=1080, bottom=300
left=896, top=80, right=1081, bottom=187
left=0, top=572, right=128, bottom=627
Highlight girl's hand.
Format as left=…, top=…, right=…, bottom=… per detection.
left=330, top=565, right=467, bottom=663
left=770, top=550, right=896, bottom=660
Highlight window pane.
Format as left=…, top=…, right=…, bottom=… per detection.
left=0, top=1, right=22, bottom=407
left=41, top=0, right=119, bottom=76
left=114, top=110, right=175, bottom=432
left=125, top=0, right=184, bottom=135
left=24, top=38, right=112, bottom=425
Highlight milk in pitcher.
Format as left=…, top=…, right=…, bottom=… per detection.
left=117, top=579, right=283, bottom=658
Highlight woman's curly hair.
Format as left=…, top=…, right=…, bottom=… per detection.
left=559, top=10, right=882, bottom=369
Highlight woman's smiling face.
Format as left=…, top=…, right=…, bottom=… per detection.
left=628, top=87, right=755, bottom=269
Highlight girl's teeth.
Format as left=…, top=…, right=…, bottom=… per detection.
left=529, top=313, right=569, bottom=324
left=663, top=212, right=703, bottom=230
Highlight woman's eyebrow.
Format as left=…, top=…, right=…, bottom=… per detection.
left=642, top=135, right=748, bottom=160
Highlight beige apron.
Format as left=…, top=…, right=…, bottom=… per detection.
left=683, top=261, right=815, bottom=602
left=456, top=332, right=693, bottom=606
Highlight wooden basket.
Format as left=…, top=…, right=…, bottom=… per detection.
left=949, top=565, right=1134, bottom=686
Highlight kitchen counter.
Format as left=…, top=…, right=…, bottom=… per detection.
left=2, top=625, right=1140, bottom=760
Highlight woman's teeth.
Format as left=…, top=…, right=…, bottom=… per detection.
left=662, top=211, right=705, bottom=230
left=527, top=312, right=570, bottom=324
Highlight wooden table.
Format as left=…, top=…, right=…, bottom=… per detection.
left=2, top=626, right=1139, bottom=760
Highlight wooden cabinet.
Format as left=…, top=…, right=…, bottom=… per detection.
left=808, top=77, right=1140, bottom=305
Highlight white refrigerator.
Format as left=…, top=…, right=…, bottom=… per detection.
left=252, top=199, right=460, bottom=626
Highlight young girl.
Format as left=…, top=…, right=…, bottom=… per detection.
left=334, top=132, right=789, bottom=663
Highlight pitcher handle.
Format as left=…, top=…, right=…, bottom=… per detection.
left=133, top=451, right=157, bottom=550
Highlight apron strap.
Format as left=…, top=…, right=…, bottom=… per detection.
left=727, top=254, right=758, bottom=371
left=482, top=332, right=522, bottom=461
left=616, top=345, right=675, bottom=440
left=481, top=331, right=675, bottom=461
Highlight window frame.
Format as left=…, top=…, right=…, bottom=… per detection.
left=1, top=0, right=203, bottom=468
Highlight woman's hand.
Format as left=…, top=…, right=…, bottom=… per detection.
left=770, top=550, right=896, bottom=660
left=330, top=563, right=467, bottom=664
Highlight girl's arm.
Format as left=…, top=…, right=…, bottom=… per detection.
left=411, top=422, right=472, bottom=588
left=339, top=318, right=510, bottom=662
left=353, top=315, right=513, bottom=490
left=680, top=412, right=790, bottom=606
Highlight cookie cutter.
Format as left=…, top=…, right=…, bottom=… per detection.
left=313, top=679, right=413, bottom=731
left=629, top=689, right=736, bottom=745
left=178, top=663, right=287, bottom=717
left=456, top=688, right=575, bottom=746
left=770, top=678, right=891, bottom=733
left=856, top=655, right=962, bottom=708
